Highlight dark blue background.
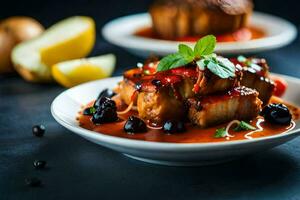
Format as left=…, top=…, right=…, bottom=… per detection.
left=1, top=1, right=300, bottom=199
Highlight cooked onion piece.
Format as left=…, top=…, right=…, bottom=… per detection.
left=0, top=16, right=44, bottom=74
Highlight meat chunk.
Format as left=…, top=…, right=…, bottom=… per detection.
left=118, top=79, right=137, bottom=105
left=137, top=89, right=186, bottom=125
left=188, top=86, right=262, bottom=127
left=119, top=63, right=242, bottom=125
left=195, top=69, right=239, bottom=95
left=150, top=0, right=253, bottom=40
left=137, top=77, right=195, bottom=125
left=232, top=57, right=275, bottom=104
left=241, top=69, right=274, bottom=105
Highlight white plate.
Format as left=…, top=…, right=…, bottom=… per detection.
left=51, top=74, right=300, bottom=166
left=102, top=12, right=297, bottom=57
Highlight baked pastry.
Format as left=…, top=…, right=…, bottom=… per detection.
left=149, top=0, right=253, bottom=40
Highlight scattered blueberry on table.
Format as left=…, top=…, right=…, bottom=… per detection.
left=33, top=160, right=47, bottom=170
left=32, top=125, right=46, bottom=137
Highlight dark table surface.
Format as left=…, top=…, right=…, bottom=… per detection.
left=1, top=28, right=300, bottom=200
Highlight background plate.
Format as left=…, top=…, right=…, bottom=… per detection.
left=102, top=12, right=297, bottom=57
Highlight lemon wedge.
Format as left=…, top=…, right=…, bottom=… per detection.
left=11, top=16, right=95, bottom=82
left=52, top=54, right=116, bottom=87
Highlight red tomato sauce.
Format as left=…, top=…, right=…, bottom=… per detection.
left=135, top=26, right=265, bottom=43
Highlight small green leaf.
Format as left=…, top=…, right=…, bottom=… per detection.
left=156, top=35, right=217, bottom=72
left=156, top=53, right=190, bottom=72
left=206, top=58, right=235, bottom=79
left=233, top=121, right=256, bottom=132
left=250, top=63, right=262, bottom=71
left=194, top=35, right=216, bottom=58
left=198, top=56, right=235, bottom=79
left=196, top=59, right=206, bottom=70
left=237, top=55, right=247, bottom=63
left=214, top=128, right=227, bottom=138
left=178, top=44, right=194, bottom=61
left=90, top=107, right=96, bottom=114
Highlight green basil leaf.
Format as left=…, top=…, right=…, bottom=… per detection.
left=217, top=57, right=236, bottom=76
left=233, top=121, right=256, bottom=132
left=196, top=59, right=206, bottom=70
left=214, top=128, right=227, bottom=138
left=90, top=107, right=96, bottom=113
left=237, top=55, right=247, bottom=63
left=194, top=35, right=216, bottom=57
left=157, top=53, right=190, bottom=72
left=178, top=44, right=194, bottom=61
left=206, top=57, right=235, bottom=79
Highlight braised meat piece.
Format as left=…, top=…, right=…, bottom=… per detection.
left=232, top=57, right=275, bottom=104
left=150, top=0, right=253, bottom=40
left=118, top=78, right=137, bottom=106
left=116, top=66, right=195, bottom=125
left=195, top=68, right=240, bottom=95
left=188, top=86, right=262, bottom=127
left=137, top=89, right=186, bottom=125
left=118, top=65, right=197, bottom=106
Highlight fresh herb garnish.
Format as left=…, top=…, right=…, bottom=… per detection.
left=233, top=121, right=256, bottom=132
left=214, top=128, right=227, bottom=138
left=214, top=120, right=256, bottom=139
left=83, top=107, right=96, bottom=116
left=194, top=35, right=216, bottom=58
left=237, top=55, right=247, bottom=63
left=156, top=53, right=190, bottom=72
left=237, top=55, right=262, bottom=71
left=157, top=35, right=236, bottom=79
left=197, top=54, right=236, bottom=79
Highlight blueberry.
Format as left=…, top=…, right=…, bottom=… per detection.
left=83, top=107, right=95, bottom=116
left=25, top=177, right=42, bottom=187
left=94, top=97, right=116, bottom=110
left=163, top=120, right=186, bottom=134
left=92, top=107, right=118, bottom=124
left=33, top=160, right=47, bottom=169
left=32, top=125, right=45, bottom=137
left=260, top=103, right=292, bottom=125
left=97, top=88, right=116, bottom=99
left=124, top=116, right=147, bottom=134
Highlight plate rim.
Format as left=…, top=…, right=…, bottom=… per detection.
left=102, top=12, right=298, bottom=54
left=51, top=74, right=300, bottom=151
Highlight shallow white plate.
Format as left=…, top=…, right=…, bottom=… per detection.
left=51, top=74, right=300, bottom=166
left=102, top=12, right=297, bottom=57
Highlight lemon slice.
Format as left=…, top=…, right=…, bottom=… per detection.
left=11, top=16, right=95, bottom=82
left=52, top=54, right=116, bottom=87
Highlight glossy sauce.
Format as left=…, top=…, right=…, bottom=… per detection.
left=78, top=99, right=299, bottom=143
left=135, top=26, right=265, bottom=43
left=124, top=65, right=198, bottom=93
